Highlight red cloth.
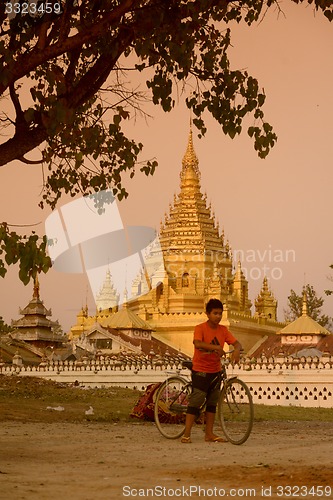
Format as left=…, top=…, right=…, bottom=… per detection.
left=192, top=321, right=237, bottom=373
left=130, top=383, right=161, bottom=421
left=130, top=383, right=186, bottom=424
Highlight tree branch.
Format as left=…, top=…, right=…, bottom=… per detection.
left=18, top=156, right=43, bottom=165
left=0, top=123, right=47, bottom=167
left=66, top=30, right=135, bottom=108
left=0, top=0, right=140, bottom=94
left=9, top=84, right=27, bottom=134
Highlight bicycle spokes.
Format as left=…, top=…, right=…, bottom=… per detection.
left=154, top=377, right=190, bottom=439
left=218, top=379, right=254, bottom=445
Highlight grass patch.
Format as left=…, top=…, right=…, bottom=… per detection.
left=254, top=404, right=333, bottom=422
left=1, top=374, right=332, bottom=424
left=0, top=374, right=142, bottom=423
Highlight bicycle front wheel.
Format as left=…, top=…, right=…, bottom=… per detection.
left=154, top=376, right=190, bottom=439
left=218, top=378, right=254, bottom=445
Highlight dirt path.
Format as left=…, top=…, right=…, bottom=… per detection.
left=1, top=421, right=332, bottom=499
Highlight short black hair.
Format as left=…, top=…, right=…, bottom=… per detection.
left=206, top=298, right=223, bottom=314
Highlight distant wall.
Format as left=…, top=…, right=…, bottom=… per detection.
left=1, top=354, right=333, bottom=408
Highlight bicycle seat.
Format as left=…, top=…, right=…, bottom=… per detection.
left=182, top=360, right=193, bottom=370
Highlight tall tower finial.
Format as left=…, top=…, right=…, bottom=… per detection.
left=302, top=290, right=308, bottom=316
left=33, top=274, right=40, bottom=300
left=181, top=126, right=199, bottom=177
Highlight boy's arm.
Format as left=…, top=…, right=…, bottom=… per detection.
left=230, top=340, right=242, bottom=363
left=193, top=339, right=225, bottom=357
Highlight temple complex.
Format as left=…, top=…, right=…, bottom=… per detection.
left=2, top=134, right=332, bottom=404
left=69, top=130, right=285, bottom=355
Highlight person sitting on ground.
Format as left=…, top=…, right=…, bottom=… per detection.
left=181, top=298, right=242, bottom=444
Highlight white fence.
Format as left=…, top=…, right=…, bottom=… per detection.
left=1, top=354, right=333, bottom=408
left=231, top=356, right=333, bottom=408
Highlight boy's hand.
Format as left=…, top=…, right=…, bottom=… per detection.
left=215, top=345, right=226, bottom=357
left=231, top=350, right=240, bottom=363
left=230, top=341, right=242, bottom=363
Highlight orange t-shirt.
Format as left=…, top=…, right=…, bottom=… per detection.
left=192, top=321, right=237, bottom=373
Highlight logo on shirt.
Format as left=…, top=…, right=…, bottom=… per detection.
left=210, top=337, right=220, bottom=347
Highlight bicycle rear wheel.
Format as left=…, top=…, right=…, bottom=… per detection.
left=218, top=378, right=254, bottom=445
left=154, top=376, right=190, bottom=439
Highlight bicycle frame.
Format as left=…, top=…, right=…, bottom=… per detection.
left=154, top=358, right=254, bottom=444
left=159, top=360, right=238, bottom=418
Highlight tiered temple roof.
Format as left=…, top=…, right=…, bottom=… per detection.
left=10, top=276, right=63, bottom=345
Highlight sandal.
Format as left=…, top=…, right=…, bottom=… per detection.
left=181, top=436, right=192, bottom=443
left=205, top=436, right=227, bottom=443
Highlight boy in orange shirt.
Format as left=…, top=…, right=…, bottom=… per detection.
left=181, top=298, right=242, bottom=443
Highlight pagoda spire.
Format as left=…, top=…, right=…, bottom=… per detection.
left=33, top=274, right=40, bottom=300
left=123, top=288, right=129, bottom=308
left=254, top=276, right=277, bottom=320
left=95, top=268, right=119, bottom=311
left=234, top=260, right=245, bottom=281
left=262, top=276, right=269, bottom=292
left=302, top=290, right=308, bottom=316
left=180, top=126, right=200, bottom=181
left=159, top=127, right=224, bottom=255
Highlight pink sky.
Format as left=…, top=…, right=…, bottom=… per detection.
left=0, top=2, right=332, bottom=332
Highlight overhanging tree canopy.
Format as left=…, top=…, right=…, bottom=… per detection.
left=0, top=0, right=332, bottom=284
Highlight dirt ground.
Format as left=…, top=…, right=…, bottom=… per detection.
left=0, top=420, right=332, bottom=500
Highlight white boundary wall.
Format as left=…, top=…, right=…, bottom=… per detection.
left=230, top=358, right=333, bottom=408
left=2, top=354, right=333, bottom=408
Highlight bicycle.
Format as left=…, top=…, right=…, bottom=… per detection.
left=154, top=357, right=254, bottom=445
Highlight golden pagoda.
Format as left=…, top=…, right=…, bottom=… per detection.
left=129, top=131, right=249, bottom=308
left=122, top=130, right=284, bottom=353
left=69, top=129, right=285, bottom=354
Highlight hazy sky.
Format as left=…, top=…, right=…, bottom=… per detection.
left=0, top=2, right=332, bottom=332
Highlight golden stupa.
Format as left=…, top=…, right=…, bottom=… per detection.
left=70, top=130, right=284, bottom=355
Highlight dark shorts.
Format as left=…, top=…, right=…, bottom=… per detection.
left=187, top=371, right=221, bottom=416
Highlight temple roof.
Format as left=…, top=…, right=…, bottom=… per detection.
left=0, top=340, right=43, bottom=365
left=278, top=296, right=330, bottom=336
left=11, top=316, right=57, bottom=328
left=248, top=332, right=333, bottom=358
left=107, top=305, right=153, bottom=331
left=82, top=324, right=183, bottom=358
left=10, top=276, right=62, bottom=343
left=17, top=295, right=52, bottom=318
left=14, top=276, right=52, bottom=317
left=278, top=315, right=331, bottom=336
